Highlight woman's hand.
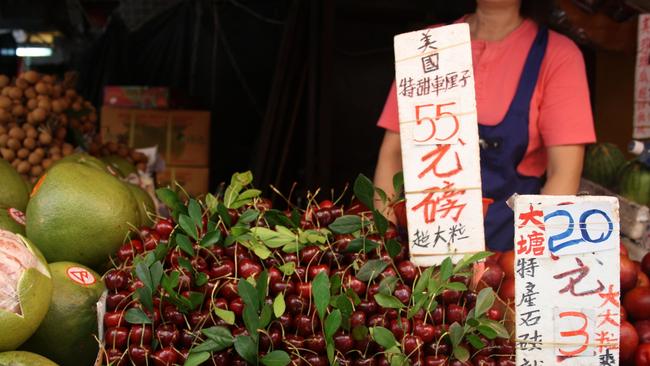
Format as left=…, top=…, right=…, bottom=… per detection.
left=541, top=144, right=585, bottom=195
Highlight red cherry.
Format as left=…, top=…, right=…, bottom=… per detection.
left=308, top=264, right=330, bottom=280
left=333, top=333, right=354, bottom=353
left=402, top=335, right=423, bottom=359
left=104, top=270, right=129, bottom=290
left=393, top=283, right=411, bottom=304
left=481, top=264, right=504, bottom=289
left=219, top=280, right=239, bottom=300
left=152, top=347, right=178, bottom=366
left=285, top=334, right=305, bottom=349
left=230, top=297, right=244, bottom=317
left=286, top=294, right=307, bottom=314
left=238, top=258, right=262, bottom=279
left=413, top=322, right=435, bottom=343
left=155, top=218, right=174, bottom=240
left=106, top=291, right=130, bottom=311
left=344, top=275, right=366, bottom=297
left=268, top=267, right=283, bottom=284
left=446, top=304, right=467, bottom=324
left=211, top=259, right=235, bottom=278
left=116, top=244, right=136, bottom=263
left=105, top=348, right=127, bottom=366
left=143, top=231, right=161, bottom=251
left=305, top=334, right=326, bottom=352
left=155, top=324, right=179, bottom=347
left=105, top=327, right=129, bottom=350
left=104, top=311, right=126, bottom=328
left=424, top=355, right=448, bottom=366
left=296, top=282, right=312, bottom=299
left=350, top=311, right=366, bottom=328
left=390, top=317, right=411, bottom=341
left=487, top=306, right=504, bottom=321
left=270, top=281, right=295, bottom=295
left=163, top=305, right=185, bottom=327
left=397, top=260, right=417, bottom=283
left=128, top=345, right=151, bottom=365
left=129, top=324, right=153, bottom=345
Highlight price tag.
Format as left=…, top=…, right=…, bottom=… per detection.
left=513, top=195, right=620, bottom=366
left=634, top=14, right=650, bottom=139
left=393, top=24, right=484, bottom=266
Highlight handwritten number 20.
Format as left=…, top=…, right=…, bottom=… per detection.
left=545, top=209, right=613, bottom=253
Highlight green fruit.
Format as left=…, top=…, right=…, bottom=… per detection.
left=21, top=262, right=105, bottom=366
left=619, top=161, right=650, bottom=206
left=0, top=159, right=29, bottom=211
left=583, top=142, right=626, bottom=188
left=26, top=162, right=140, bottom=269
left=126, top=183, right=155, bottom=227
left=0, top=351, right=59, bottom=366
left=0, top=208, right=25, bottom=235
left=51, top=153, right=111, bottom=175
left=102, top=155, right=137, bottom=177
left=0, top=231, right=52, bottom=351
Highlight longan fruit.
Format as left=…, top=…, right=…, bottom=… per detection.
left=11, top=104, right=25, bottom=117
left=62, top=143, right=74, bottom=156
left=65, top=89, right=76, bottom=98
left=0, top=134, right=8, bottom=147
left=35, top=82, right=48, bottom=95
left=23, top=137, right=36, bottom=150
left=30, top=165, right=42, bottom=177
left=6, top=138, right=20, bottom=150
left=8, top=126, right=25, bottom=140
left=56, top=127, right=66, bottom=140
left=32, top=108, right=47, bottom=123
left=34, top=147, right=45, bottom=157
left=16, top=148, right=29, bottom=159
left=48, top=145, right=60, bottom=155
left=37, top=98, right=51, bottom=111
left=27, top=151, right=42, bottom=164
left=41, top=75, right=54, bottom=84
left=15, top=78, right=28, bottom=90
left=16, top=160, right=30, bottom=174
left=50, top=153, right=61, bottom=161
left=25, top=127, right=37, bottom=139
left=41, top=158, right=52, bottom=169
left=26, top=98, right=38, bottom=110
left=0, top=125, right=5, bottom=135
left=0, top=75, right=9, bottom=88
left=23, top=71, right=39, bottom=84
left=52, top=85, right=62, bottom=98
left=51, top=99, right=63, bottom=113
left=9, top=87, right=22, bottom=100
left=1, top=147, right=15, bottom=161
left=0, top=95, right=11, bottom=109
left=38, top=132, right=52, bottom=145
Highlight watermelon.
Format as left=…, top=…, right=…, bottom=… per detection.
left=583, top=143, right=626, bottom=188
left=618, top=161, right=650, bottom=206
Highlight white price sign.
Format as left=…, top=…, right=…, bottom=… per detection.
left=393, top=24, right=484, bottom=266
left=513, top=195, right=620, bottom=366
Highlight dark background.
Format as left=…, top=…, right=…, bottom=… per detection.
left=0, top=0, right=606, bottom=203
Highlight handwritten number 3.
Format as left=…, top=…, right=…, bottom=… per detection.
left=545, top=209, right=613, bottom=253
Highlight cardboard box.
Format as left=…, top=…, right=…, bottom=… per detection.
left=156, top=165, right=210, bottom=197
left=103, top=86, right=169, bottom=109
left=101, top=107, right=210, bottom=166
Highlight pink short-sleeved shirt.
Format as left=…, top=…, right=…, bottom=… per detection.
left=377, top=18, right=596, bottom=177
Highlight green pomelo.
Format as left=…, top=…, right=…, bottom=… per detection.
left=25, top=162, right=140, bottom=268
left=583, top=142, right=626, bottom=188
left=0, top=159, right=29, bottom=211
left=618, top=161, right=650, bottom=206
left=21, top=262, right=105, bottom=366
left=102, top=155, right=137, bottom=177
left=50, top=153, right=111, bottom=175
left=126, top=183, right=155, bottom=227
left=0, top=231, right=52, bottom=351
left=0, top=351, right=59, bottom=366
left=0, top=208, right=25, bottom=235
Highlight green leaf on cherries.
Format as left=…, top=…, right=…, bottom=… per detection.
left=239, top=209, right=260, bottom=224
left=449, top=322, right=464, bottom=347
left=374, top=293, right=404, bottom=309
left=356, top=259, right=388, bottom=282
left=261, top=350, right=291, bottom=366
left=150, top=261, right=164, bottom=290
left=324, top=310, right=342, bottom=339
left=238, top=278, right=260, bottom=312
left=334, top=295, right=353, bottom=329
left=200, top=230, right=222, bottom=248
left=277, top=262, right=296, bottom=276
left=217, top=202, right=232, bottom=227
left=242, top=306, right=260, bottom=341
left=205, top=193, right=219, bottom=215
left=177, top=257, right=193, bottom=275
left=326, top=343, right=335, bottom=365
left=353, top=174, right=375, bottom=210
left=392, top=171, right=404, bottom=195
left=260, top=303, right=273, bottom=329
left=135, top=287, right=153, bottom=312
left=407, top=294, right=427, bottom=320
left=466, top=318, right=480, bottom=327
left=231, top=189, right=262, bottom=209
left=188, top=292, right=205, bottom=311
left=345, top=288, right=361, bottom=306
left=250, top=242, right=272, bottom=260
left=124, top=307, right=152, bottom=324
left=156, top=188, right=185, bottom=216
left=329, top=215, right=362, bottom=234
left=454, top=251, right=493, bottom=273
left=257, top=270, right=269, bottom=308
left=390, top=354, right=408, bottom=366
left=290, top=209, right=301, bottom=227
left=352, top=325, right=369, bottom=341
left=153, top=242, right=169, bottom=262
left=312, top=271, right=331, bottom=321
left=213, top=307, right=235, bottom=325
left=176, top=233, right=195, bottom=257
left=273, top=293, right=285, bottom=318
left=250, top=226, right=295, bottom=248
left=201, top=326, right=234, bottom=351
left=184, top=352, right=210, bottom=366
left=453, top=345, right=470, bottom=362
left=179, top=214, right=199, bottom=240
left=135, top=261, right=153, bottom=291
left=444, top=282, right=467, bottom=291
left=188, top=199, right=203, bottom=228
left=373, top=209, right=388, bottom=235
left=385, top=239, right=402, bottom=259
left=343, top=237, right=379, bottom=254
left=370, top=326, right=398, bottom=350
left=378, top=276, right=399, bottom=295
left=475, top=287, right=496, bottom=317
left=439, top=257, right=453, bottom=282
left=330, top=273, right=342, bottom=296
left=195, top=272, right=208, bottom=287
left=263, top=209, right=297, bottom=229
left=479, top=319, right=509, bottom=339
left=375, top=187, right=388, bottom=205
left=414, top=266, right=434, bottom=294
left=466, top=334, right=486, bottom=350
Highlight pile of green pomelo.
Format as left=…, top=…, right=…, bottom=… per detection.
left=0, top=153, right=154, bottom=366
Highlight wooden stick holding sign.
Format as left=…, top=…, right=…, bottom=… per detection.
left=393, top=24, right=484, bottom=266
left=512, top=195, right=620, bottom=366
left=634, top=14, right=650, bottom=139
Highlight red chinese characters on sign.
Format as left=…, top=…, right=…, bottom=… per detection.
left=411, top=102, right=469, bottom=225
left=516, top=204, right=545, bottom=256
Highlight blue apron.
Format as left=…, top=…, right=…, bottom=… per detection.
left=479, top=27, right=548, bottom=251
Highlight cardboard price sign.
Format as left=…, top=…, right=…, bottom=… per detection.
left=634, top=14, right=650, bottom=139
left=513, top=195, right=620, bottom=366
left=393, top=24, right=484, bottom=266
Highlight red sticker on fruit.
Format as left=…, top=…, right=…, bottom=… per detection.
left=7, top=208, right=25, bottom=226
left=66, top=266, right=96, bottom=286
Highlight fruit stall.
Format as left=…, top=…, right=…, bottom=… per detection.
left=4, top=1, right=650, bottom=366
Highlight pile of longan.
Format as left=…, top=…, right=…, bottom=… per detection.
left=0, top=71, right=98, bottom=181
left=88, top=138, right=149, bottom=172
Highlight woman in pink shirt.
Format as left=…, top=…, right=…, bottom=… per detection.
left=374, top=0, right=596, bottom=251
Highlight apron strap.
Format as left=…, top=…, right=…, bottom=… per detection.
left=509, top=26, right=549, bottom=115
